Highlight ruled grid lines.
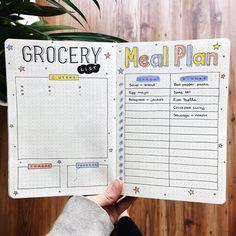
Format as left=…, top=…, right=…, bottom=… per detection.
left=123, top=72, right=220, bottom=190
left=126, top=132, right=217, bottom=136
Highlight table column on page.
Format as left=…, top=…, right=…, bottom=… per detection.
left=169, top=73, right=219, bottom=191
left=123, top=74, right=171, bottom=187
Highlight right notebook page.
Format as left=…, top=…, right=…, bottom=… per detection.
left=116, top=39, right=230, bottom=203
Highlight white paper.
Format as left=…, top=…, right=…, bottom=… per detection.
left=5, top=39, right=117, bottom=198
left=5, top=38, right=230, bottom=203
left=116, top=39, right=230, bottom=203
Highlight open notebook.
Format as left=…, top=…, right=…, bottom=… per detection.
left=5, top=38, right=230, bottom=203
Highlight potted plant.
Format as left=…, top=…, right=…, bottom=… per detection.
left=0, top=0, right=126, bottom=106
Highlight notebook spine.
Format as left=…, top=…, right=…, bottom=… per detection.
left=118, top=82, right=124, bottom=181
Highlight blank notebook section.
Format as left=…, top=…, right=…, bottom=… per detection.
left=16, top=77, right=108, bottom=159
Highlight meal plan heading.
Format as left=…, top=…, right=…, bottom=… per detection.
left=125, top=45, right=218, bottom=68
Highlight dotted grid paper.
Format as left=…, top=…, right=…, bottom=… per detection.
left=5, top=39, right=117, bottom=198
left=117, top=39, right=230, bottom=203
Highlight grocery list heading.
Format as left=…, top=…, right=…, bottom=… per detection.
left=22, top=45, right=102, bottom=64
left=125, top=44, right=219, bottom=68
left=21, top=45, right=102, bottom=74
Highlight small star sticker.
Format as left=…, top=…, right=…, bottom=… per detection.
left=13, top=191, right=18, bottom=196
left=221, top=74, right=226, bottom=79
left=6, top=44, right=13, bottom=50
left=218, top=143, right=223, bottom=148
left=104, top=52, right=111, bottom=59
left=188, top=189, right=194, bottom=195
left=118, top=68, right=124, bottom=74
left=18, top=66, right=25, bottom=72
left=213, top=43, right=221, bottom=50
left=57, top=160, right=62, bottom=164
left=133, top=186, right=140, bottom=194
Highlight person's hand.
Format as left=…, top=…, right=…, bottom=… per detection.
left=87, top=179, right=136, bottom=223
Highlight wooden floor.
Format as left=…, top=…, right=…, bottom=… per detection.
left=1, top=0, right=236, bottom=235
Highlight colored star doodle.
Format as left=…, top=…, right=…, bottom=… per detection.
left=18, top=66, right=25, bottom=72
left=213, top=43, right=221, bottom=50
left=104, top=52, right=111, bottom=59
left=118, top=68, right=124, bottom=74
left=133, top=186, right=140, bottom=194
left=221, top=74, right=226, bottom=79
left=6, top=44, right=13, bottom=50
left=188, top=189, right=194, bottom=195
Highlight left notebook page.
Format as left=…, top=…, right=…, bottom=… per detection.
left=5, top=39, right=117, bottom=198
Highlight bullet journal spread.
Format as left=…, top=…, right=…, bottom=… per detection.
left=5, top=38, right=230, bottom=203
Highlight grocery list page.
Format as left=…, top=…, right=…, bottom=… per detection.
left=5, top=39, right=116, bottom=198
left=116, top=39, right=230, bottom=203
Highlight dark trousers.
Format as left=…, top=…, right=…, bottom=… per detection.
left=111, top=216, right=143, bottom=236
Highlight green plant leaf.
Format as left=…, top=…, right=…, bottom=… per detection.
left=0, top=2, right=67, bottom=17
left=0, top=16, right=51, bottom=41
left=91, top=0, right=100, bottom=10
left=0, top=92, right=7, bottom=103
left=61, top=0, right=87, bottom=23
left=49, top=32, right=127, bottom=42
left=30, top=21, right=75, bottom=32
left=7, top=15, right=24, bottom=21
left=47, top=0, right=85, bottom=27
left=0, top=74, right=7, bottom=103
left=0, top=0, right=126, bottom=103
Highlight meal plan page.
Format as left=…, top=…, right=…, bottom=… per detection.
left=116, top=39, right=230, bottom=203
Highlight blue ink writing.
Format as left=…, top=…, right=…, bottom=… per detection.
left=180, top=75, right=208, bottom=82
left=136, top=76, right=160, bottom=82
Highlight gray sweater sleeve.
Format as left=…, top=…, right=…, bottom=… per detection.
left=48, top=196, right=114, bottom=236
